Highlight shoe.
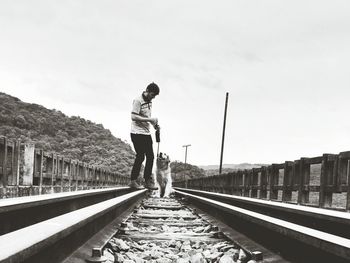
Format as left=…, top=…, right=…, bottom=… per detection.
left=129, top=180, right=144, bottom=189
left=144, top=179, right=158, bottom=190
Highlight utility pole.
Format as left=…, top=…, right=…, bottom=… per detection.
left=219, top=92, right=229, bottom=175
left=182, top=144, right=191, bottom=182
left=183, top=144, right=191, bottom=165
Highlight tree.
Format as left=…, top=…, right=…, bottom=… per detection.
left=0, top=92, right=136, bottom=174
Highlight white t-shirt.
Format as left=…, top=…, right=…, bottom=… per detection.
left=131, top=93, right=152, bottom=135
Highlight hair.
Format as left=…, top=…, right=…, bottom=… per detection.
left=146, top=82, right=160, bottom=95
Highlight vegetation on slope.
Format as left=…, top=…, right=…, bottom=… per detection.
left=0, top=92, right=134, bottom=175
left=170, top=161, right=206, bottom=181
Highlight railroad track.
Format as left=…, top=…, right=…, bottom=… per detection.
left=0, top=188, right=349, bottom=263
left=92, top=197, right=254, bottom=263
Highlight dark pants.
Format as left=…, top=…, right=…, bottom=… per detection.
left=130, top=133, right=154, bottom=182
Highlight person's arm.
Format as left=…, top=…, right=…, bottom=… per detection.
left=131, top=99, right=158, bottom=127
left=131, top=113, right=158, bottom=126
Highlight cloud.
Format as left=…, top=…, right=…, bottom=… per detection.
left=1, top=0, right=350, bottom=164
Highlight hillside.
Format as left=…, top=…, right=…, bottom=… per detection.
left=0, top=92, right=135, bottom=175
left=171, top=161, right=206, bottom=181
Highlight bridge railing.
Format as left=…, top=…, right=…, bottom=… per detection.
left=0, top=136, right=129, bottom=198
left=173, top=151, right=350, bottom=211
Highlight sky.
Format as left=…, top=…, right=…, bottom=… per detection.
left=1, top=0, right=350, bottom=166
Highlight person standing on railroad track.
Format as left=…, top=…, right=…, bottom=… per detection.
left=129, top=82, right=160, bottom=190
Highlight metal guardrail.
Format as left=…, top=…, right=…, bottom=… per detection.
left=174, top=151, right=350, bottom=211
left=0, top=136, right=130, bottom=198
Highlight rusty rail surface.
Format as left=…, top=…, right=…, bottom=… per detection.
left=174, top=151, right=350, bottom=211
left=0, top=136, right=129, bottom=198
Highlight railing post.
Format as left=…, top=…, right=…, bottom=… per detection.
left=82, top=164, right=86, bottom=190
left=53, top=155, right=57, bottom=191
left=337, top=152, right=350, bottom=211
left=8, top=141, right=15, bottom=187
left=63, top=156, right=67, bottom=191
left=93, top=167, right=96, bottom=187
left=260, top=167, right=268, bottom=199
left=100, top=168, right=105, bottom=188
left=243, top=170, right=250, bottom=197
left=87, top=166, right=91, bottom=188
left=37, top=150, right=44, bottom=195
left=60, top=157, right=64, bottom=192
left=297, top=158, right=310, bottom=205
left=92, top=166, right=96, bottom=188
left=251, top=168, right=258, bottom=198
left=97, top=167, right=100, bottom=188
left=320, top=154, right=330, bottom=208
left=49, top=153, right=55, bottom=193
left=319, top=154, right=337, bottom=208
left=237, top=170, right=243, bottom=196
left=97, top=168, right=100, bottom=188
left=14, top=140, right=20, bottom=187
left=1, top=137, right=8, bottom=188
left=207, top=176, right=211, bottom=192
left=98, top=168, right=101, bottom=188
left=292, top=160, right=300, bottom=201
left=21, top=144, right=35, bottom=187
left=116, top=171, right=120, bottom=186
left=75, top=162, right=79, bottom=191
left=347, top=159, right=350, bottom=211
left=71, top=160, right=78, bottom=191
left=222, top=173, right=228, bottom=194
left=282, top=161, right=293, bottom=202
left=215, top=175, right=220, bottom=193
left=229, top=172, right=235, bottom=195
left=268, top=164, right=279, bottom=201
left=68, top=159, right=72, bottom=191
left=103, top=169, right=106, bottom=187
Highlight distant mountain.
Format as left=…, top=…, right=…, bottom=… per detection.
left=199, top=163, right=266, bottom=176
left=169, top=162, right=266, bottom=180
left=199, top=163, right=266, bottom=170
left=0, top=92, right=135, bottom=175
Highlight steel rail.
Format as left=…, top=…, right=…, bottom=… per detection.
left=175, top=189, right=350, bottom=262
left=0, top=189, right=147, bottom=263
left=174, top=187, right=350, bottom=238
left=0, top=186, right=133, bottom=235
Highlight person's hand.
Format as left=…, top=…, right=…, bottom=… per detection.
left=150, top=118, right=158, bottom=126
